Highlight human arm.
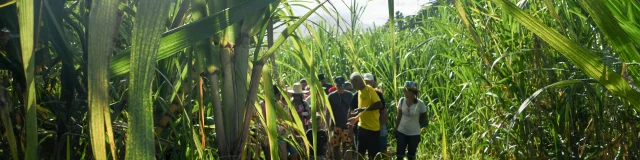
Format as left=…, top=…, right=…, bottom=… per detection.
left=419, top=101, right=428, bottom=128
left=379, top=108, right=388, bottom=124
left=419, top=112, right=427, bottom=127
left=353, top=101, right=383, bottom=114
left=353, top=88, right=383, bottom=113
left=395, top=99, right=403, bottom=134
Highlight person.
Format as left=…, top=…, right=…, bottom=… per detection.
left=318, top=74, right=333, bottom=94
left=328, top=85, right=337, bottom=94
left=363, top=73, right=389, bottom=154
left=303, top=87, right=312, bottom=108
left=347, top=72, right=384, bottom=160
left=258, top=85, right=298, bottom=160
left=288, top=83, right=311, bottom=130
left=344, top=82, right=354, bottom=93
left=306, top=113, right=329, bottom=160
left=327, top=76, right=353, bottom=159
left=395, top=81, right=427, bottom=160
left=300, top=78, right=308, bottom=89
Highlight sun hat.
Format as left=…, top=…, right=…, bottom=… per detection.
left=334, top=76, right=346, bottom=87
left=399, top=81, right=418, bottom=92
left=363, top=73, right=374, bottom=81
left=288, top=82, right=309, bottom=94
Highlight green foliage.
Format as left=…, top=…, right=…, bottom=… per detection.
left=2, top=0, right=640, bottom=159
left=16, top=0, right=37, bottom=159
left=87, top=0, right=120, bottom=159
left=125, top=0, right=172, bottom=159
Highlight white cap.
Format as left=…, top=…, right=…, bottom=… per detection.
left=363, top=73, right=374, bottom=81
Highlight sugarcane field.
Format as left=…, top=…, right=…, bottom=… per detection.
left=1, top=0, right=640, bottom=159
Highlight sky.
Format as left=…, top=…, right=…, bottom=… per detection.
left=289, top=0, right=434, bottom=30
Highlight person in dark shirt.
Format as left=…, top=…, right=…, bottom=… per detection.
left=318, top=74, right=333, bottom=94
left=327, top=76, right=353, bottom=159
left=307, top=114, right=329, bottom=160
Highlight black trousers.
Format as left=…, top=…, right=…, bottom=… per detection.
left=396, top=132, right=420, bottom=160
left=357, top=127, right=380, bottom=159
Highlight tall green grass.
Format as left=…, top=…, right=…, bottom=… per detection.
left=274, top=0, right=640, bottom=159
left=1, top=0, right=640, bottom=159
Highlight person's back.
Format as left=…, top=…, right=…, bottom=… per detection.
left=306, top=129, right=328, bottom=159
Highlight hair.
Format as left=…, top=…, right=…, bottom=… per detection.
left=350, top=72, right=361, bottom=81
left=272, top=85, right=280, bottom=96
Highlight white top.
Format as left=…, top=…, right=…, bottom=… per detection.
left=397, top=97, right=427, bottom=136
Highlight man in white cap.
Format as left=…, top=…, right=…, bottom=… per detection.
left=362, top=73, right=389, bottom=154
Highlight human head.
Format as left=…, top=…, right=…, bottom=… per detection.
left=349, top=72, right=366, bottom=90
left=401, top=81, right=419, bottom=99
left=334, top=76, right=346, bottom=92
left=288, top=82, right=308, bottom=101
left=363, top=73, right=375, bottom=86
left=299, top=78, right=307, bottom=89
left=318, top=74, right=326, bottom=83
left=344, top=82, right=353, bottom=91
left=334, top=76, right=346, bottom=88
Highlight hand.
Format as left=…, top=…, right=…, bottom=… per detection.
left=393, top=128, right=398, bottom=137
left=352, top=108, right=365, bottom=115
left=348, top=116, right=359, bottom=125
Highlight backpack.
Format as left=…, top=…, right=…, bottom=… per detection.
left=400, top=98, right=428, bottom=128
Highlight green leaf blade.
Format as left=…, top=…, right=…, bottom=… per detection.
left=88, top=0, right=121, bottom=159
left=109, top=0, right=275, bottom=77
left=17, top=0, right=38, bottom=159
left=490, top=0, right=640, bottom=104
left=125, top=0, right=172, bottom=159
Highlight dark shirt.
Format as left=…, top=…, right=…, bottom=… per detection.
left=322, top=83, right=333, bottom=94
left=328, top=90, right=353, bottom=128
left=306, top=129, right=328, bottom=155
left=350, top=90, right=386, bottom=111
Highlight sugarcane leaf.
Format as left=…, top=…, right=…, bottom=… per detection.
left=110, top=0, right=276, bottom=77
left=88, top=0, right=120, bottom=159
left=259, top=0, right=328, bottom=63
left=261, top=66, right=280, bottom=160
left=125, top=0, right=172, bottom=159
left=490, top=0, right=640, bottom=105
left=579, top=0, right=640, bottom=80
left=16, top=0, right=38, bottom=159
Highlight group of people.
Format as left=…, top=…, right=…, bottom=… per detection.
left=258, top=72, right=428, bottom=160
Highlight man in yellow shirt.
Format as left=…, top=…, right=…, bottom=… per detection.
left=348, top=72, right=384, bottom=160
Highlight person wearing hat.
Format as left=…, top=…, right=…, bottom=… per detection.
left=288, top=82, right=311, bottom=130
left=347, top=72, right=385, bottom=160
left=344, top=81, right=354, bottom=92
left=394, top=81, right=427, bottom=160
left=326, top=76, right=354, bottom=159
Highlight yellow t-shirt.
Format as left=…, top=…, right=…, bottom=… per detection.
left=358, top=85, right=381, bottom=131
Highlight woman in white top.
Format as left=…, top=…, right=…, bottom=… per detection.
left=394, top=81, right=427, bottom=160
